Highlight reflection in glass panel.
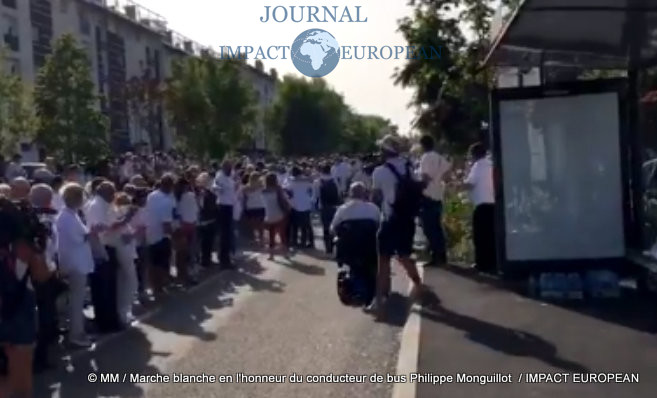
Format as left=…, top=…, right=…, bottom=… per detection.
left=499, top=93, right=625, bottom=261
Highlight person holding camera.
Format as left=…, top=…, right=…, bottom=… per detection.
left=29, top=184, right=62, bottom=373
left=0, top=198, right=52, bottom=398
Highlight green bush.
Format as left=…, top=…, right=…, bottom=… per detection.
left=443, top=188, right=474, bottom=264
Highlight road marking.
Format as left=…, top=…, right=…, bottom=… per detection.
left=392, top=265, right=424, bottom=398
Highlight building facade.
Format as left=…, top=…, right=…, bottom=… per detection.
left=0, top=0, right=277, bottom=161
left=239, top=60, right=277, bottom=151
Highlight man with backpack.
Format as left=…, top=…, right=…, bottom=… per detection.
left=314, top=163, right=342, bottom=254
left=367, top=134, right=427, bottom=318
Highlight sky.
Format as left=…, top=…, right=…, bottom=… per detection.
left=136, top=0, right=417, bottom=134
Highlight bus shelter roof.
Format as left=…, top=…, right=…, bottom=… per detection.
left=484, top=0, right=657, bottom=70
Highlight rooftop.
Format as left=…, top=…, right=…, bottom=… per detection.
left=80, top=0, right=277, bottom=79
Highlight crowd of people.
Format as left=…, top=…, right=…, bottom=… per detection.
left=0, top=134, right=496, bottom=398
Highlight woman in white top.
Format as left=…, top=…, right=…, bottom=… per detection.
left=55, top=183, right=99, bottom=348
left=111, top=192, right=139, bottom=326
left=173, top=177, right=199, bottom=285
left=240, top=173, right=266, bottom=243
left=262, top=172, right=291, bottom=260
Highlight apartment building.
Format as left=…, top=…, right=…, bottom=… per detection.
left=240, top=60, right=277, bottom=151
left=0, top=0, right=277, bottom=160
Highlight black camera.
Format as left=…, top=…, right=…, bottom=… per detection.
left=0, top=197, right=50, bottom=254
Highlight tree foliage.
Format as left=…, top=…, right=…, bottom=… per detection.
left=124, top=70, right=163, bottom=150
left=165, top=56, right=257, bottom=160
left=341, top=113, right=392, bottom=154
left=396, top=0, right=520, bottom=153
left=0, top=49, right=36, bottom=155
left=34, top=34, right=108, bottom=163
left=267, top=76, right=393, bottom=156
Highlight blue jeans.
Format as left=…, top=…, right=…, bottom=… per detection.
left=420, top=197, right=447, bottom=263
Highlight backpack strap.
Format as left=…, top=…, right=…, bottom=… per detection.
left=384, top=162, right=402, bottom=180
left=385, top=161, right=411, bottom=181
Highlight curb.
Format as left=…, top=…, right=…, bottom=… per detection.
left=392, top=265, right=424, bottom=398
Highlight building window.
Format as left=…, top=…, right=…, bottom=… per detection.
left=2, top=14, right=19, bottom=52
left=79, top=13, right=91, bottom=35
left=60, top=0, right=70, bottom=13
left=5, top=58, right=19, bottom=75
left=1, top=0, right=17, bottom=9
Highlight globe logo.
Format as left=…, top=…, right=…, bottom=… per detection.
left=291, top=29, right=340, bottom=78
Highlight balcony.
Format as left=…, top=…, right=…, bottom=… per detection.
left=3, top=32, right=19, bottom=52
left=164, top=30, right=202, bottom=55
left=95, top=0, right=168, bottom=34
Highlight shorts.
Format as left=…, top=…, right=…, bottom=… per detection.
left=0, top=292, right=37, bottom=346
left=377, top=218, right=415, bottom=258
left=244, top=208, right=265, bottom=222
left=149, top=238, right=172, bottom=270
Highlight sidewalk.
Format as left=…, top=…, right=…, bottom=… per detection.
left=415, top=266, right=657, bottom=398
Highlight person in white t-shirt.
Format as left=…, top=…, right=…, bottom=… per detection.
left=463, top=142, right=496, bottom=273
left=109, top=193, right=139, bottom=325
left=212, top=161, right=237, bottom=268
left=56, top=183, right=98, bottom=347
left=50, top=175, right=65, bottom=212
left=239, top=173, right=266, bottom=243
left=173, top=177, right=199, bottom=285
left=418, top=135, right=452, bottom=266
left=332, top=158, right=352, bottom=196
left=145, top=174, right=176, bottom=294
left=369, top=134, right=426, bottom=318
left=285, top=167, right=315, bottom=249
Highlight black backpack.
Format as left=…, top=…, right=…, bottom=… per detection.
left=385, top=161, right=424, bottom=221
left=319, top=179, right=340, bottom=208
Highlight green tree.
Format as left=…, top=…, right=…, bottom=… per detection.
left=0, top=49, right=36, bottom=155
left=124, top=71, right=163, bottom=150
left=396, top=0, right=518, bottom=153
left=34, top=34, right=108, bottom=163
left=267, top=76, right=349, bottom=156
left=165, top=56, right=256, bottom=160
left=341, top=113, right=393, bottom=154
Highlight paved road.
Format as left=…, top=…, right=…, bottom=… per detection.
left=35, top=250, right=411, bottom=398
left=417, top=267, right=657, bottom=398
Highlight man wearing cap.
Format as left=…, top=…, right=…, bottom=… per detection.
left=368, top=134, right=425, bottom=318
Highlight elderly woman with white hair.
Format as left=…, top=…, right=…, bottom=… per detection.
left=10, top=177, right=31, bottom=201
left=0, top=183, right=11, bottom=197
left=55, top=183, right=99, bottom=347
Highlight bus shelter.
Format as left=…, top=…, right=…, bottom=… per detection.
left=484, top=0, right=657, bottom=281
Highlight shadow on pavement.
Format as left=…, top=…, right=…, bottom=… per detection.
left=441, top=264, right=657, bottom=334
left=35, top=255, right=285, bottom=397
left=273, top=258, right=326, bottom=276
left=143, top=256, right=285, bottom=338
left=35, top=328, right=165, bottom=398
left=417, top=303, right=590, bottom=373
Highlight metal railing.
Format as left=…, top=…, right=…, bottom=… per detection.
left=84, top=0, right=168, bottom=34
left=82, top=0, right=215, bottom=58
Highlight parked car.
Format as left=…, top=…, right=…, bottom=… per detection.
left=21, top=162, right=48, bottom=180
